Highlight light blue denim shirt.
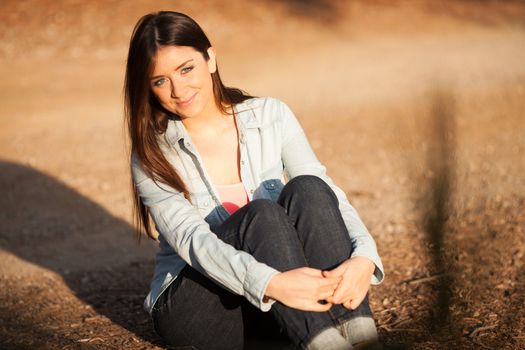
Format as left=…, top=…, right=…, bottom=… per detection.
left=131, top=96, right=384, bottom=315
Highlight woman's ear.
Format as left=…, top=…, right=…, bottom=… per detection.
left=207, top=47, right=217, bottom=74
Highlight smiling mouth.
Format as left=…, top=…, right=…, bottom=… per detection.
left=177, top=93, right=197, bottom=107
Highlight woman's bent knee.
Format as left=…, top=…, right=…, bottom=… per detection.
left=282, top=175, right=337, bottom=203
left=242, top=199, right=293, bottom=234
left=246, top=198, right=281, bottom=211
left=244, top=199, right=287, bottom=221
left=286, top=174, right=328, bottom=190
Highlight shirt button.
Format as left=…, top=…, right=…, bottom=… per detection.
left=204, top=202, right=209, bottom=207
left=241, top=160, right=245, bottom=165
left=250, top=189, right=254, bottom=194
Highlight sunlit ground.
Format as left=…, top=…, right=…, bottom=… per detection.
left=1, top=1, right=524, bottom=349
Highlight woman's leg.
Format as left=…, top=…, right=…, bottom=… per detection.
left=215, top=184, right=374, bottom=349
left=214, top=198, right=344, bottom=348
left=152, top=197, right=335, bottom=350
left=220, top=174, right=379, bottom=348
left=153, top=175, right=378, bottom=349
left=152, top=265, right=245, bottom=350
left=276, top=175, right=379, bottom=348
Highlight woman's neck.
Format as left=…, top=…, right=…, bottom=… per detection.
left=182, top=104, right=234, bottom=139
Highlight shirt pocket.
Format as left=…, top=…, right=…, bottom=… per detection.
left=191, top=191, right=223, bottom=228
left=190, top=191, right=213, bottom=212
left=253, top=178, right=285, bottom=202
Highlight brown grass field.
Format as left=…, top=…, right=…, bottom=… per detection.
left=1, top=1, right=524, bottom=349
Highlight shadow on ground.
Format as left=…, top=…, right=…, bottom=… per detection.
left=0, top=160, right=294, bottom=349
left=0, top=160, right=163, bottom=347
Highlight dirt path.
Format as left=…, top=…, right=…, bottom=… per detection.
left=1, top=1, right=524, bottom=349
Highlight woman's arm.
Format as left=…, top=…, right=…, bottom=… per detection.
left=131, top=153, right=279, bottom=311
left=276, top=99, right=384, bottom=285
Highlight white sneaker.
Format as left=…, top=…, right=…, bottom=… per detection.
left=305, top=327, right=352, bottom=350
left=337, top=317, right=382, bottom=350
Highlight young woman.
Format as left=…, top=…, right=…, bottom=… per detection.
left=125, top=11, right=384, bottom=350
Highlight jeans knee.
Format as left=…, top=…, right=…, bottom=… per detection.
left=243, top=199, right=293, bottom=238
left=288, top=174, right=324, bottom=187
left=283, top=175, right=337, bottom=205
left=287, top=175, right=331, bottom=193
left=245, top=199, right=284, bottom=219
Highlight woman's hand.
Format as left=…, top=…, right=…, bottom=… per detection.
left=264, top=267, right=342, bottom=312
left=322, top=257, right=375, bottom=310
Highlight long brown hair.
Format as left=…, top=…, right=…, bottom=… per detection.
left=124, top=11, right=252, bottom=240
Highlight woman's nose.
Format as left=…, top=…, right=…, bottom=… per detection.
left=169, top=79, right=178, bottom=98
left=170, top=77, right=186, bottom=99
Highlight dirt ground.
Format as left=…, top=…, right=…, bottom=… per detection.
left=1, top=0, right=524, bottom=349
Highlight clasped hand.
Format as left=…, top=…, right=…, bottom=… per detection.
left=264, top=257, right=375, bottom=312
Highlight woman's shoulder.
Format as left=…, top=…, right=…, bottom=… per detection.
left=235, top=96, right=292, bottom=123
left=237, top=96, right=287, bottom=110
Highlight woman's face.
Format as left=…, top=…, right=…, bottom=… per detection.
left=150, top=45, right=217, bottom=119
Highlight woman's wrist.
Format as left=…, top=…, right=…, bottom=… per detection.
left=350, top=256, right=376, bottom=275
left=263, top=272, right=281, bottom=301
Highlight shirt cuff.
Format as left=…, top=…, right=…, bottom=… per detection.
left=350, top=251, right=385, bottom=285
left=243, top=261, right=281, bottom=311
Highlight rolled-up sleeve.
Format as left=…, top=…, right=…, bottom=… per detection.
left=277, top=100, right=384, bottom=284
left=131, top=153, right=280, bottom=310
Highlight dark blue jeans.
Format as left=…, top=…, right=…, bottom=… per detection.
left=152, top=175, right=374, bottom=349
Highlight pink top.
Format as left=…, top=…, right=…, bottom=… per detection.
left=216, top=182, right=249, bottom=214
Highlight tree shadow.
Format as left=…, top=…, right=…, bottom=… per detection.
left=422, top=0, right=525, bottom=28
left=0, top=160, right=164, bottom=347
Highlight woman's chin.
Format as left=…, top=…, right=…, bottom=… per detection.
left=175, top=108, right=202, bottom=121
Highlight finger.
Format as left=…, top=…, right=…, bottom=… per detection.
left=320, top=275, right=343, bottom=285
left=293, top=299, right=331, bottom=312
left=308, top=301, right=333, bottom=312
left=322, top=266, right=346, bottom=278
left=332, top=285, right=351, bottom=303
left=332, top=295, right=347, bottom=305
left=324, top=260, right=351, bottom=277
left=327, top=285, right=348, bottom=304
left=343, top=300, right=353, bottom=310
left=317, top=288, right=337, bottom=301
left=315, top=276, right=342, bottom=289
left=328, top=294, right=349, bottom=305
left=317, top=287, right=337, bottom=300
left=327, top=296, right=344, bottom=304
left=349, top=296, right=364, bottom=310
left=330, top=276, right=344, bottom=283
left=303, top=267, right=325, bottom=277
left=318, top=280, right=341, bottom=291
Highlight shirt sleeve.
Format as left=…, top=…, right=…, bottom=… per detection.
left=131, top=153, right=280, bottom=310
left=277, top=99, right=384, bottom=284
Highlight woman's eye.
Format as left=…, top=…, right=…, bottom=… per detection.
left=153, top=78, right=167, bottom=87
left=181, top=66, right=194, bottom=74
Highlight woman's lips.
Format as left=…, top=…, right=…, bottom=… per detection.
left=177, top=93, right=197, bottom=107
